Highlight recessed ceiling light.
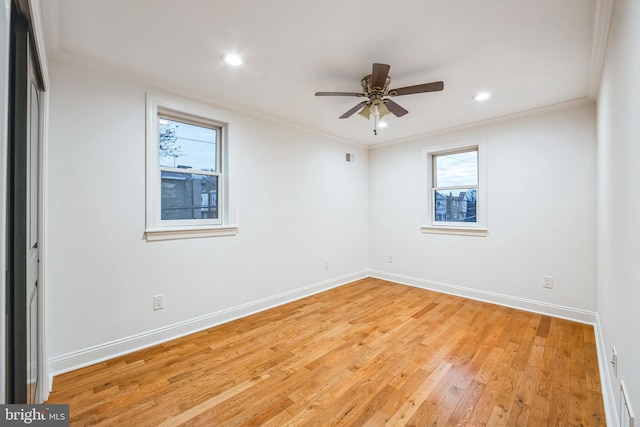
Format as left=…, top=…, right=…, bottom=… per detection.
left=377, top=121, right=388, bottom=128
left=223, top=53, right=242, bottom=66
left=473, top=92, right=491, bottom=101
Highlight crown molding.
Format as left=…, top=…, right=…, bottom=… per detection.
left=587, top=0, right=615, bottom=99
left=369, top=97, right=594, bottom=150
left=50, top=52, right=366, bottom=150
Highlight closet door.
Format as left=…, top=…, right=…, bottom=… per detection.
left=7, top=6, right=43, bottom=404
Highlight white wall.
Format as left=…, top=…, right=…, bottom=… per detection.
left=45, top=61, right=369, bottom=372
left=369, top=103, right=597, bottom=316
left=597, top=0, right=640, bottom=422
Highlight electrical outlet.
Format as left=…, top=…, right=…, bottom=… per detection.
left=543, top=276, right=553, bottom=289
left=388, top=254, right=394, bottom=263
left=324, top=260, right=330, bottom=269
left=153, top=295, right=164, bottom=311
left=612, top=347, right=618, bottom=378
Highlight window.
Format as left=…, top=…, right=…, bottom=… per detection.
left=422, top=139, right=487, bottom=236
left=145, top=94, right=237, bottom=241
left=158, top=117, right=220, bottom=223
left=433, top=149, right=477, bottom=223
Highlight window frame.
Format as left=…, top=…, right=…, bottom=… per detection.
left=421, top=139, right=488, bottom=237
left=145, top=93, right=237, bottom=241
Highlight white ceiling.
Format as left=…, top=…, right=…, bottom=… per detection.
left=40, top=0, right=604, bottom=146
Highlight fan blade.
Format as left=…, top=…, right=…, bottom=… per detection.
left=315, top=92, right=365, bottom=97
left=384, top=99, right=409, bottom=117
left=371, top=63, right=390, bottom=90
left=388, top=81, right=444, bottom=96
left=340, top=101, right=368, bottom=119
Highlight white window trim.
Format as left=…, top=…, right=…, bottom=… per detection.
left=421, top=138, right=488, bottom=237
left=144, top=226, right=238, bottom=242
left=145, top=93, right=237, bottom=241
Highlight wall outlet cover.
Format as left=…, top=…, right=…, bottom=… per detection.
left=153, top=295, right=164, bottom=310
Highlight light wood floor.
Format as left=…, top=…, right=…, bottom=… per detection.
left=47, top=278, right=605, bottom=426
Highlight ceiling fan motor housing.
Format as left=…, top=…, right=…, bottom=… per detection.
left=361, top=75, right=391, bottom=97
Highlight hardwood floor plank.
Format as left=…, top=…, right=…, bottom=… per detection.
left=423, top=373, right=472, bottom=425
left=46, top=278, right=606, bottom=426
left=446, top=379, right=485, bottom=425
left=342, top=384, right=397, bottom=426
left=367, top=362, right=453, bottom=426
left=537, top=315, right=552, bottom=339
left=514, top=363, right=538, bottom=411
left=549, top=354, right=572, bottom=426
left=156, top=373, right=271, bottom=426
left=587, top=389, right=607, bottom=427
left=529, top=394, right=552, bottom=426
left=506, top=397, right=532, bottom=426
left=461, top=339, right=518, bottom=425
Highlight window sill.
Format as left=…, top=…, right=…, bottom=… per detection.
left=145, top=225, right=238, bottom=241
left=421, top=226, right=488, bottom=237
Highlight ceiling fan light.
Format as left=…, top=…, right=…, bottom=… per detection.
left=223, top=53, right=242, bottom=66
left=378, top=102, right=391, bottom=118
left=473, top=92, right=491, bottom=101
left=358, top=105, right=371, bottom=119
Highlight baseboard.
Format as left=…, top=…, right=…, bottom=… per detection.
left=368, top=270, right=598, bottom=324
left=48, top=270, right=368, bottom=377
left=594, top=313, right=618, bottom=427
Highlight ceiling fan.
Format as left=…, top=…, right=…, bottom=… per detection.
left=315, top=63, right=444, bottom=135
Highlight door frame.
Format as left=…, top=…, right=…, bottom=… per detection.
left=5, top=0, right=47, bottom=404
left=0, top=0, right=10, bottom=404
left=7, top=6, right=30, bottom=404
